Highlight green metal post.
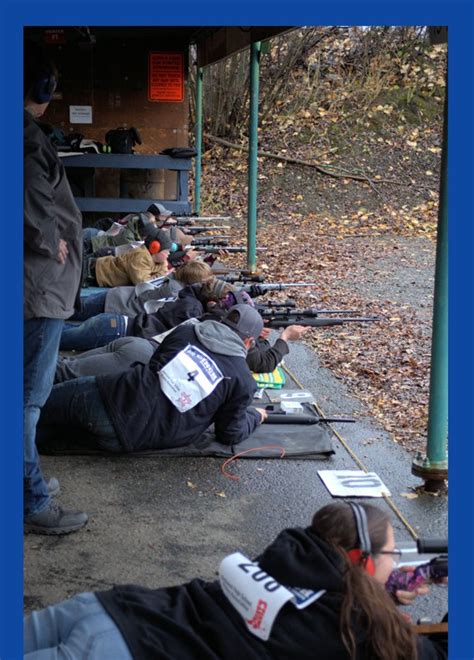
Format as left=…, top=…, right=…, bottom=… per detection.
left=247, top=41, right=261, bottom=272
left=194, top=65, right=203, bottom=214
left=412, top=91, right=448, bottom=489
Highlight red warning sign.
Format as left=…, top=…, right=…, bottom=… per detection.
left=44, top=29, right=66, bottom=45
left=148, top=52, right=184, bottom=102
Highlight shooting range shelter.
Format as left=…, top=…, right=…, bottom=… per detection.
left=24, top=24, right=447, bottom=485
left=24, top=26, right=289, bottom=217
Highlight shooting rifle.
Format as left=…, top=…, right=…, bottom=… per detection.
left=258, top=308, right=380, bottom=329
left=387, top=538, right=447, bottom=595
left=256, top=301, right=360, bottom=314
left=181, top=225, right=231, bottom=235
left=386, top=538, right=448, bottom=637
left=174, top=215, right=232, bottom=222
left=262, top=404, right=355, bottom=424
left=217, top=274, right=266, bottom=283
left=190, top=236, right=231, bottom=246
left=184, top=245, right=267, bottom=254
left=211, top=267, right=264, bottom=277
left=241, top=283, right=318, bottom=296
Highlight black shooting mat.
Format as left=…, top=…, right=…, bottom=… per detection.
left=39, top=382, right=335, bottom=460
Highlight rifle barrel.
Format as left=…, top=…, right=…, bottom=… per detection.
left=191, top=246, right=267, bottom=253
left=175, top=216, right=232, bottom=222
left=259, top=308, right=359, bottom=316
left=242, top=283, right=317, bottom=292
left=218, top=275, right=266, bottom=283
left=264, top=413, right=356, bottom=425
left=264, top=318, right=379, bottom=328
left=183, top=226, right=231, bottom=234
left=256, top=301, right=297, bottom=309
left=416, top=539, right=448, bottom=554
left=191, top=240, right=230, bottom=247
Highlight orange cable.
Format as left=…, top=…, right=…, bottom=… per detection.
left=221, top=445, right=286, bottom=480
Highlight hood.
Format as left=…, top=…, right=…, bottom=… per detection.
left=256, top=527, right=346, bottom=593
left=178, top=286, right=199, bottom=301
left=194, top=320, right=247, bottom=358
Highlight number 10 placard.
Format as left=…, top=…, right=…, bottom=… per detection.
left=318, top=470, right=391, bottom=497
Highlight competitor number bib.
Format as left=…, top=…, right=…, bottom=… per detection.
left=159, top=344, right=223, bottom=412
left=219, top=552, right=326, bottom=641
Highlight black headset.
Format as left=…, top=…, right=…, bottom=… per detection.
left=347, top=502, right=375, bottom=575
left=230, top=291, right=249, bottom=305
left=31, top=69, right=57, bottom=104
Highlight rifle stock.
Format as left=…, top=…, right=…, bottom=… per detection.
left=412, top=622, right=448, bottom=635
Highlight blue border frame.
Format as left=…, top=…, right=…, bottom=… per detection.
left=1, top=1, right=471, bottom=658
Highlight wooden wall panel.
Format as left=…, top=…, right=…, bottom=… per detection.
left=38, top=32, right=190, bottom=200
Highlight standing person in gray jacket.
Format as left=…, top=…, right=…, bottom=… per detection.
left=23, top=40, right=88, bottom=534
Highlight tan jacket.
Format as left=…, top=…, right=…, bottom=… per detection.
left=95, top=246, right=168, bottom=287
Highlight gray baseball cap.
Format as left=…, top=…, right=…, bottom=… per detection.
left=144, top=228, right=172, bottom=252
left=222, top=304, right=264, bottom=340
left=147, top=202, right=173, bottom=218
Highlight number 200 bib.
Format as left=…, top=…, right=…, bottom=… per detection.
left=219, top=552, right=325, bottom=641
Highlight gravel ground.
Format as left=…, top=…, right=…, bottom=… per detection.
left=335, top=235, right=435, bottom=327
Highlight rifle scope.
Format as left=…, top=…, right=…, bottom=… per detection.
left=416, top=538, right=448, bottom=554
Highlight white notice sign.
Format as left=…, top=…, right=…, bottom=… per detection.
left=69, top=105, right=93, bottom=124
left=318, top=470, right=391, bottom=497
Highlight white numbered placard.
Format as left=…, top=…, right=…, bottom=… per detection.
left=267, top=389, right=315, bottom=404
left=219, top=552, right=325, bottom=641
left=159, top=343, right=223, bottom=412
left=318, top=470, right=391, bottom=497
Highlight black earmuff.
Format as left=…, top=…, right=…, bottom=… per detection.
left=32, top=70, right=57, bottom=104
left=347, top=502, right=375, bottom=576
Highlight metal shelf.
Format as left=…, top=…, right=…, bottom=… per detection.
left=62, top=153, right=192, bottom=214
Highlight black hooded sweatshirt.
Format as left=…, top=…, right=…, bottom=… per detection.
left=129, top=286, right=204, bottom=340
left=96, top=320, right=260, bottom=452
left=96, top=527, right=446, bottom=660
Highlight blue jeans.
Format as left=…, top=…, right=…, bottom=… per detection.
left=38, top=376, right=121, bottom=453
left=60, top=313, right=128, bottom=350
left=24, top=592, right=132, bottom=659
left=71, top=292, right=108, bottom=321
left=24, top=318, right=64, bottom=516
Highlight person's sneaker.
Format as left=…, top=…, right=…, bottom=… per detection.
left=47, top=477, right=60, bottom=497
left=24, top=501, right=88, bottom=535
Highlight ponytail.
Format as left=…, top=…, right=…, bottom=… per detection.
left=311, top=503, right=418, bottom=660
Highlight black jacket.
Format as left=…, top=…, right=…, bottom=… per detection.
left=97, top=321, right=260, bottom=452
left=97, top=527, right=446, bottom=660
left=246, top=337, right=289, bottom=373
left=129, top=286, right=204, bottom=339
